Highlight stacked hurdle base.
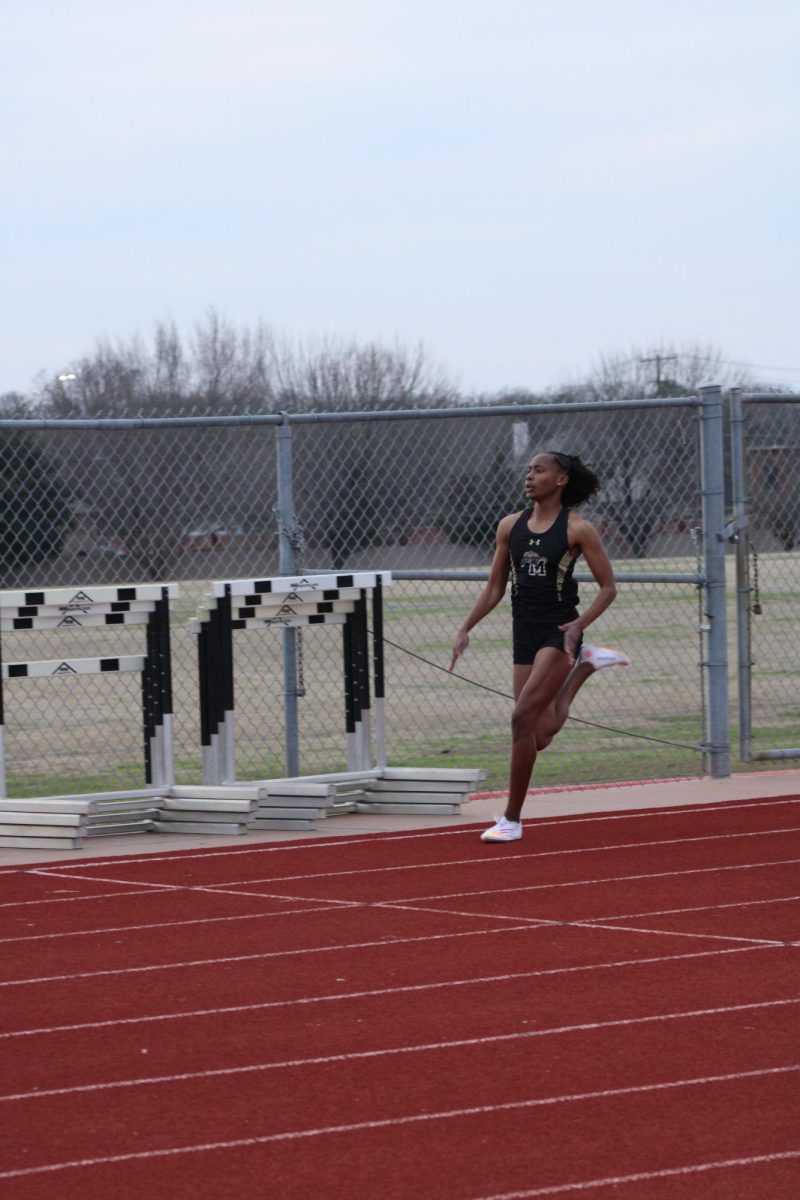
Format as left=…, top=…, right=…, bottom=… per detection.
left=0, top=799, right=91, bottom=850
left=0, top=784, right=266, bottom=845
left=87, top=794, right=164, bottom=837
left=357, top=766, right=487, bottom=815
left=154, top=785, right=259, bottom=836
left=0, top=766, right=488, bottom=846
left=156, top=783, right=335, bottom=834
left=0, top=790, right=164, bottom=850
left=242, top=766, right=487, bottom=827
left=250, top=781, right=338, bottom=830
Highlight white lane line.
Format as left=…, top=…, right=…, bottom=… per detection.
left=0, top=944, right=774, bottom=1039
left=31, top=870, right=184, bottom=891
left=5, top=854, right=798, bottom=917
left=584, top=893, right=800, bottom=925
left=0, top=899, right=546, bottom=946
left=0, top=888, right=179, bottom=911
left=376, top=897, right=800, bottom=949
left=32, top=854, right=800, bottom=907
left=18, top=868, right=365, bottom=911
left=572, top=920, right=787, bottom=947
left=0, top=922, right=543, bottom=988
left=4, top=860, right=798, bottom=977
left=4, top=860, right=797, bottom=962
left=3, top=996, right=798, bottom=1105
left=1, top=1064, right=797, bottom=1181
left=19, top=796, right=800, bottom=875
left=3, top=876, right=788, bottom=990
left=0, top=903, right=366, bottom=945
left=30, top=871, right=356, bottom=911
left=192, top=886, right=361, bottom=906
left=402, top=900, right=799, bottom=946
left=137, top=825, right=800, bottom=891
left=378, top=900, right=790, bottom=948
left=377, top=901, right=556, bottom=925
left=387, top=857, right=800, bottom=903
left=470, top=1149, right=800, bottom=1199
left=379, top=904, right=790, bottom=948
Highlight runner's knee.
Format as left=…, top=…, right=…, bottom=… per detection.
left=512, top=696, right=548, bottom=739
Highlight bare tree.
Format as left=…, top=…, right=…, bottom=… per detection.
left=543, top=343, right=754, bottom=558
left=583, top=342, right=751, bottom=400
left=268, top=334, right=457, bottom=412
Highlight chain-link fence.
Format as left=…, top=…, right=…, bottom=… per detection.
left=0, top=392, right=755, bottom=798
left=730, top=391, right=800, bottom=763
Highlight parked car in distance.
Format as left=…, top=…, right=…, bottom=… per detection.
left=180, top=527, right=238, bottom=551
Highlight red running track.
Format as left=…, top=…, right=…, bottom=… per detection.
left=1, top=795, right=799, bottom=1199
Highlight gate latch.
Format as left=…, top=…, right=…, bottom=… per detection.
left=720, top=514, right=749, bottom=542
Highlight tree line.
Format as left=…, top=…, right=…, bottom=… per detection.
left=2, top=318, right=795, bottom=584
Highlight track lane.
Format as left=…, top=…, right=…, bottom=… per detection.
left=4, top=1069, right=799, bottom=1199
left=2, top=906, right=548, bottom=990
left=21, top=797, right=800, bottom=890
left=0, top=888, right=352, bottom=946
left=5, top=857, right=798, bottom=962
left=0, top=1005, right=797, bottom=1170
left=0, top=915, right=761, bottom=1030
left=389, top=859, right=800, bottom=923
left=5, top=868, right=798, bottom=981
left=3, top=797, right=797, bottom=1199
left=157, top=831, right=800, bottom=905
left=1, top=944, right=794, bottom=1094
left=593, top=896, right=800, bottom=944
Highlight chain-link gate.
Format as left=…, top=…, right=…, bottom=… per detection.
left=1, top=392, right=733, bottom=796
left=730, top=389, right=800, bottom=763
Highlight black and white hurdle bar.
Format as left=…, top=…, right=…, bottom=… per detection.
left=191, top=572, right=391, bottom=785
left=0, top=583, right=177, bottom=797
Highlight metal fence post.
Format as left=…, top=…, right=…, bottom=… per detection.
left=698, top=385, right=731, bottom=777
left=728, top=388, right=752, bottom=761
left=276, top=414, right=300, bottom=776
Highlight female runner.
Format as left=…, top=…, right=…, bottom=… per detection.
left=449, top=450, right=628, bottom=842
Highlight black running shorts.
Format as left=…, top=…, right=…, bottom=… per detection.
left=512, top=623, right=582, bottom=666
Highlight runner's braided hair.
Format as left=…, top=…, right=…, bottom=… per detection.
left=546, top=451, right=600, bottom=507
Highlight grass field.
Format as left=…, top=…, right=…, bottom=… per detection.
left=2, top=552, right=797, bottom=797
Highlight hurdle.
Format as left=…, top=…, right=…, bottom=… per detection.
left=190, top=571, right=386, bottom=786
left=0, top=583, right=177, bottom=848
left=190, top=571, right=485, bottom=830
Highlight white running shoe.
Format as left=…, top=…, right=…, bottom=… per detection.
left=481, top=814, right=523, bottom=843
left=580, top=644, right=630, bottom=670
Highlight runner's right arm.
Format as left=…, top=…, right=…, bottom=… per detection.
left=448, top=513, right=516, bottom=671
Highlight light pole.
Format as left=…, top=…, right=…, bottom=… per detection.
left=57, top=372, right=78, bottom=410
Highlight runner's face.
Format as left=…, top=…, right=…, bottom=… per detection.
left=524, top=454, right=567, bottom=502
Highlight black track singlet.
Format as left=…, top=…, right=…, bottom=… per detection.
left=509, top=506, right=580, bottom=628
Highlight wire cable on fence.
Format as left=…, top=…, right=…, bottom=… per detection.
left=372, top=631, right=705, bottom=754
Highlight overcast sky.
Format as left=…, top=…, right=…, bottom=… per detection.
left=3, top=0, right=799, bottom=397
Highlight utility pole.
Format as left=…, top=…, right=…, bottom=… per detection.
left=640, top=353, right=677, bottom=396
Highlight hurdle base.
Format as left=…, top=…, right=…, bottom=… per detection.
left=224, top=765, right=487, bottom=831
left=87, top=821, right=157, bottom=837
left=0, top=834, right=89, bottom=850
left=0, top=789, right=166, bottom=849
left=249, top=817, right=319, bottom=831
left=151, top=820, right=249, bottom=836
left=355, top=801, right=462, bottom=816
left=0, top=766, right=486, bottom=847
